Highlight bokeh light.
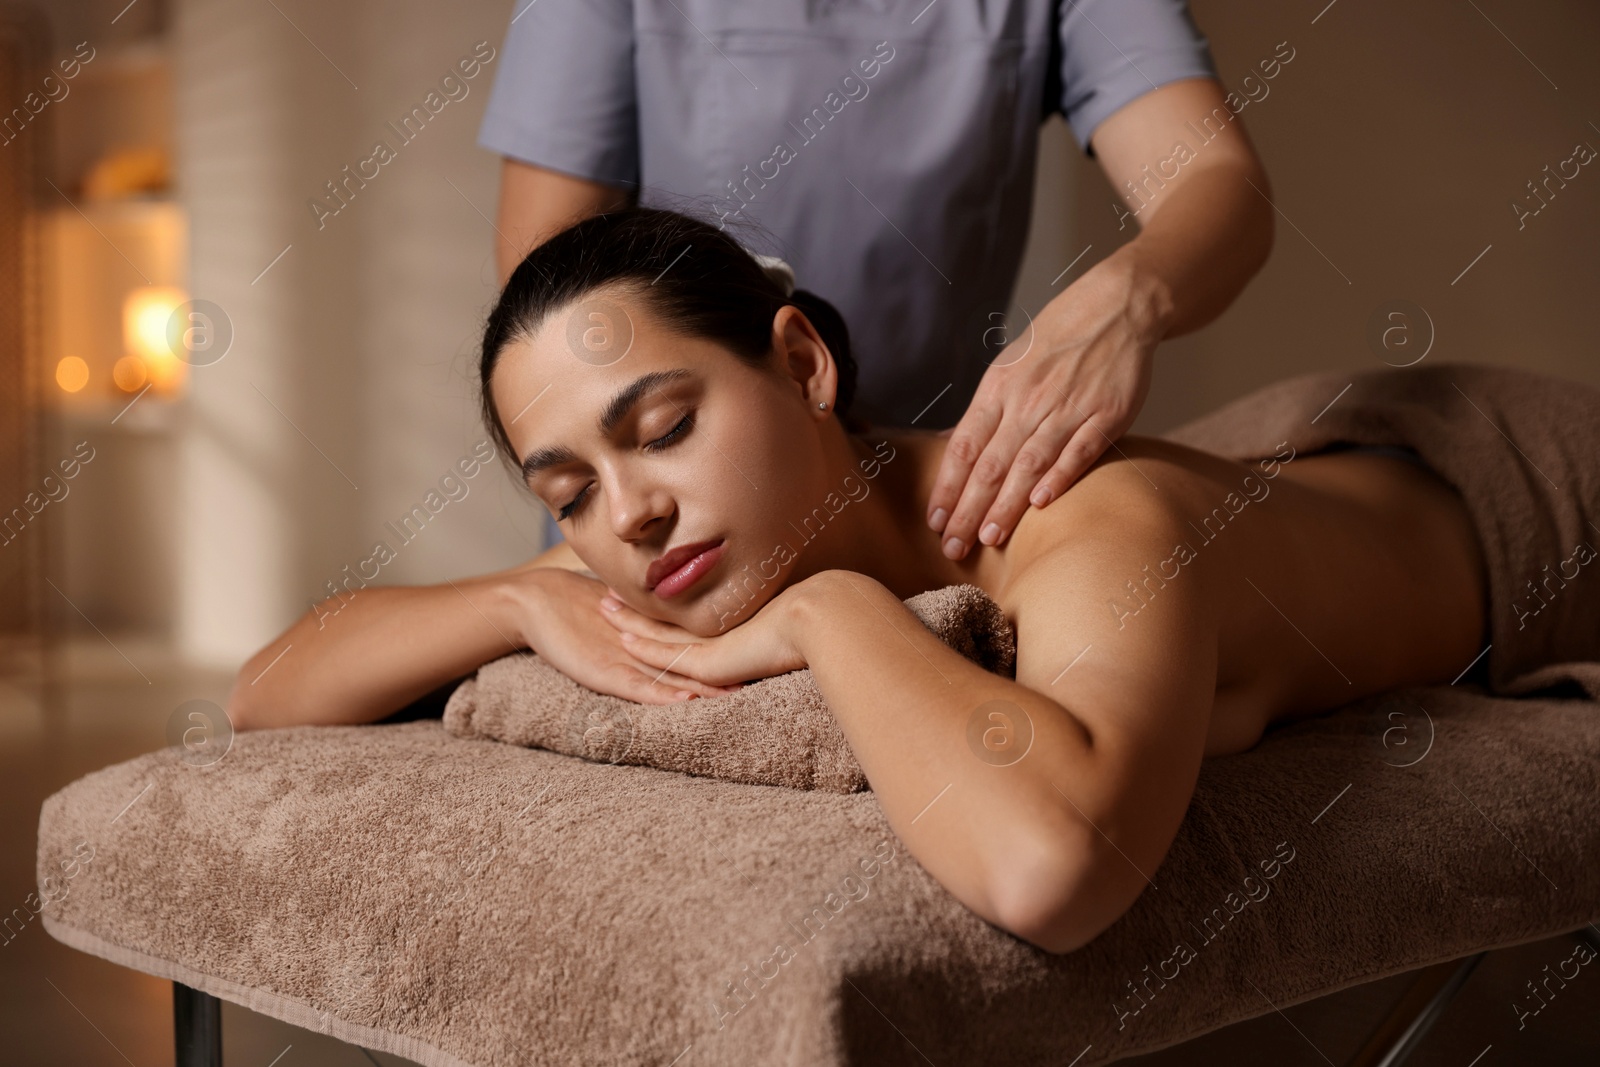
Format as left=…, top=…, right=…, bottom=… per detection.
left=113, top=354, right=150, bottom=392
left=55, top=356, right=89, bottom=393
left=123, top=285, right=188, bottom=395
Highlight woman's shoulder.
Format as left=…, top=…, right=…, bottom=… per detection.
left=982, top=436, right=1228, bottom=753
left=505, top=537, right=599, bottom=579
left=996, top=435, right=1232, bottom=594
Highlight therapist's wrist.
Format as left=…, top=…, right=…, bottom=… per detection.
left=1100, top=244, right=1177, bottom=348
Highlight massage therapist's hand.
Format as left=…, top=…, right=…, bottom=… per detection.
left=926, top=255, right=1166, bottom=560
left=509, top=568, right=740, bottom=704
left=596, top=576, right=819, bottom=689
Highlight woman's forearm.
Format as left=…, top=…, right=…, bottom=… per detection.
left=791, top=572, right=1118, bottom=951
left=226, top=573, right=531, bottom=731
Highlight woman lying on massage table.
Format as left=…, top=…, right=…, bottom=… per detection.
left=228, top=207, right=1488, bottom=955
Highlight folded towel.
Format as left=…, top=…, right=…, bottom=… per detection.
left=443, top=582, right=1015, bottom=793
left=446, top=362, right=1600, bottom=787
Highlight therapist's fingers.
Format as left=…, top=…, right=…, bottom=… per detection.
left=1020, top=418, right=1115, bottom=513
left=925, top=397, right=1003, bottom=534
left=972, top=410, right=1093, bottom=545
left=936, top=405, right=1053, bottom=559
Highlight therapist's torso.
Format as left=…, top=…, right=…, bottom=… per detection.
left=479, top=0, right=1215, bottom=429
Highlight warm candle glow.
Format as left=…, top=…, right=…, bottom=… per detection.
left=123, top=285, right=188, bottom=395
left=55, top=356, right=90, bottom=393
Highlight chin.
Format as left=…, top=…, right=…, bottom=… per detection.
left=666, top=548, right=786, bottom=636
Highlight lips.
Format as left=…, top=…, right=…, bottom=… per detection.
left=646, top=538, right=725, bottom=596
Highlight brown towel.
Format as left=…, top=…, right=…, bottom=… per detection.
left=443, top=583, right=1015, bottom=793
left=38, top=694, right=1600, bottom=1067
left=446, top=362, right=1600, bottom=786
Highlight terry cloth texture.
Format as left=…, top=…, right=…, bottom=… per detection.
left=446, top=362, right=1600, bottom=787
left=442, top=583, right=1017, bottom=794
left=37, top=705, right=1600, bottom=1067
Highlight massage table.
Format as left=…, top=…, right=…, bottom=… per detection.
left=35, top=364, right=1600, bottom=1064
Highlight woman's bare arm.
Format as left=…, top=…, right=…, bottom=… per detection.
left=225, top=543, right=581, bottom=731
left=789, top=493, right=1218, bottom=953
left=225, top=538, right=733, bottom=731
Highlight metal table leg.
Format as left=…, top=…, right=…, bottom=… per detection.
left=174, top=982, right=222, bottom=1067
left=1345, top=953, right=1486, bottom=1067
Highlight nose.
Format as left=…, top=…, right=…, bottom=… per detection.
left=604, top=464, right=674, bottom=543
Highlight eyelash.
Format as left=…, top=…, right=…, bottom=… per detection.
left=556, top=411, right=695, bottom=521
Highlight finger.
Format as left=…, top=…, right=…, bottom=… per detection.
left=612, top=661, right=738, bottom=704
left=613, top=664, right=700, bottom=705
left=620, top=630, right=700, bottom=673
left=598, top=597, right=698, bottom=642
left=924, top=399, right=1002, bottom=534
left=938, top=410, right=1042, bottom=559
left=649, top=666, right=742, bottom=700
left=973, top=411, right=1082, bottom=546
left=1025, top=418, right=1117, bottom=508
left=621, top=631, right=740, bottom=687
left=601, top=602, right=740, bottom=695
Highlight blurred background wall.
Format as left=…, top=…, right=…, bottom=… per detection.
left=170, top=0, right=541, bottom=668
left=7, top=0, right=548, bottom=687
left=5, top=0, right=1598, bottom=678
left=1116, top=0, right=1600, bottom=429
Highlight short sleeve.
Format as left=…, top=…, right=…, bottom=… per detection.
left=1055, top=0, right=1218, bottom=153
left=476, top=0, right=640, bottom=188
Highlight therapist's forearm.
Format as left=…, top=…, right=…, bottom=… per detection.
left=1108, top=160, right=1276, bottom=340
left=495, top=158, right=633, bottom=285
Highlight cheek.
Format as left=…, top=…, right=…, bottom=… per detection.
left=679, top=400, right=827, bottom=631
left=706, top=396, right=805, bottom=528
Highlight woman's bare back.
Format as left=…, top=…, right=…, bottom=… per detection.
left=990, top=436, right=1488, bottom=756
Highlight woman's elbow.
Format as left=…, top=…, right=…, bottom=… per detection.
left=223, top=670, right=267, bottom=732
left=225, top=642, right=293, bottom=731
left=1251, top=199, right=1276, bottom=276
left=987, top=830, right=1144, bottom=955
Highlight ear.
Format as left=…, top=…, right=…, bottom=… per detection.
left=771, top=304, right=838, bottom=418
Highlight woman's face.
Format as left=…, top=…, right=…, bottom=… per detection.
left=490, top=284, right=838, bottom=636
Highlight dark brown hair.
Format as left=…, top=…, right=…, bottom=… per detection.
left=479, top=206, right=860, bottom=466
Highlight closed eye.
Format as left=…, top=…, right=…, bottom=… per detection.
left=556, top=487, right=588, bottom=522
left=556, top=411, right=695, bottom=521
left=644, top=411, right=693, bottom=453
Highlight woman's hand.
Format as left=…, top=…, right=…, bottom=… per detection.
left=596, top=575, right=818, bottom=688
left=925, top=255, right=1164, bottom=560
left=506, top=568, right=741, bottom=704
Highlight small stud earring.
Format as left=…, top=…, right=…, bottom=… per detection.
left=818, top=401, right=828, bottom=410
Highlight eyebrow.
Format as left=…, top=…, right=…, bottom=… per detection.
left=518, top=368, right=694, bottom=481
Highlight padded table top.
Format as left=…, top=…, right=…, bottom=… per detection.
left=37, top=684, right=1600, bottom=1067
